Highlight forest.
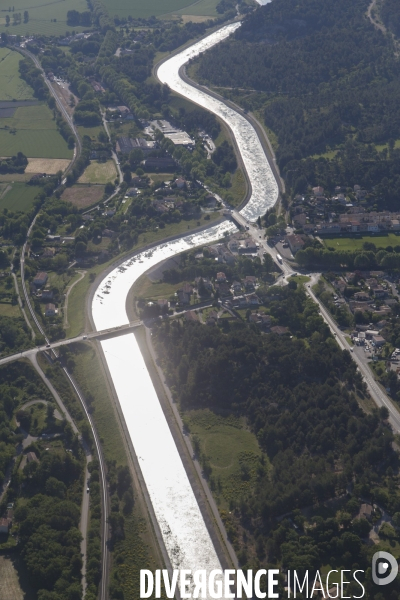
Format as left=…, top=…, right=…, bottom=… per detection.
left=0, top=361, right=85, bottom=600
left=193, top=0, right=400, bottom=201
left=153, top=286, right=400, bottom=597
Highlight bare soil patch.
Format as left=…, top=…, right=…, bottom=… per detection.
left=62, top=184, right=105, bottom=209
left=26, top=158, right=71, bottom=174
left=0, top=556, right=23, bottom=600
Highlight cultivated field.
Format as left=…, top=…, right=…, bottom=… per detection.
left=0, top=104, right=72, bottom=158
left=322, top=234, right=400, bottom=251
left=26, top=158, right=71, bottom=173
left=0, top=556, right=23, bottom=600
left=0, top=49, right=35, bottom=100
left=78, top=160, right=117, bottom=184
left=0, top=0, right=88, bottom=36
left=0, top=182, right=38, bottom=211
left=62, top=184, right=105, bottom=208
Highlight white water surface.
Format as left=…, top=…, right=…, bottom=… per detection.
left=93, top=22, right=279, bottom=583
left=157, top=23, right=278, bottom=221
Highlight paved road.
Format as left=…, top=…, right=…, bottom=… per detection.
left=306, top=277, right=400, bottom=433
left=0, top=320, right=143, bottom=366
left=18, top=47, right=82, bottom=162
left=229, top=212, right=400, bottom=432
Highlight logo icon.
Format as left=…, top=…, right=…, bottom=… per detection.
left=372, top=551, right=398, bottom=585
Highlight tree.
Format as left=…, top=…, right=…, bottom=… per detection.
left=75, top=241, right=87, bottom=255
left=23, top=10, right=28, bottom=22
left=5, top=14, right=10, bottom=25
left=353, top=253, right=370, bottom=269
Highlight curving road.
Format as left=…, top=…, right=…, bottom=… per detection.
left=15, top=49, right=109, bottom=600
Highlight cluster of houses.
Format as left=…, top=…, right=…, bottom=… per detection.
left=32, top=271, right=57, bottom=316
left=290, top=184, right=400, bottom=236
left=332, top=271, right=397, bottom=318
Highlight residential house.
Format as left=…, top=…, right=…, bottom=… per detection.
left=373, top=287, right=386, bottom=298
left=354, top=292, right=370, bottom=302
left=244, top=276, right=257, bottom=290
left=372, top=335, right=385, bottom=347
left=246, top=294, right=260, bottom=306
left=206, top=311, right=218, bottom=326
left=293, top=213, right=307, bottom=228
left=286, top=234, right=305, bottom=255
left=26, top=451, right=39, bottom=463
left=175, top=177, right=186, bottom=189
left=33, top=272, right=48, bottom=287
left=195, top=277, right=212, bottom=292
left=233, top=295, right=247, bottom=308
left=41, top=289, right=53, bottom=301
left=215, top=282, right=231, bottom=296
left=102, top=229, right=116, bottom=238
left=181, top=283, right=193, bottom=295
left=216, top=272, right=227, bottom=282
left=0, top=518, right=9, bottom=534
left=238, top=239, right=258, bottom=254
left=270, top=325, right=289, bottom=335
left=312, top=186, right=324, bottom=197
left=231, top=281, right=242, bottom=294
left=185, top=310, right=198, bottom=322
left=177, top=291, right=190, bottom=305
left=157, top=299, right=169, bottom=309
left=45, top=303, right=56, bottom=317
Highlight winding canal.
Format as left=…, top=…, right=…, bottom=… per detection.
left=92, top=21, right=278, bottom=590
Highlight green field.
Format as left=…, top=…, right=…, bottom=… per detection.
left=184, top=409, right=265, bottom=508
left=78, top=160, right=117, bottom=184
left=323, top=234, right=400, bottom=251
left=175, top=0, right=220, bottom=16
left=0, top=48, right=34, bottom=100
left=101, top=0, right=218, bottom=18
left=0, top=103, right=72, bottom=158
left=77, top=124, right=106, bottom=142
left=0, top=0, right=88, bottom=36
left=0, top=182, right=38, bottom=211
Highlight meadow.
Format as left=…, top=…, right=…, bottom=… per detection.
left=0, top=182, right=39, bottom=211
left=174, top=0, right=220, bottom=17
left=61, top=184, right=105, bottom=208
left=184, top=408, right=265, bottom=509
left=0, top=104, right=72, bottom=158
left=0, top=49, right=34, bottom=100
left=0, top=0, right=88, bottom=36
left=78, top=160, right=117, bottom=184
left=323, top=233, right=400, bottom=251
left=101, top=0, right=219, bottom=19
